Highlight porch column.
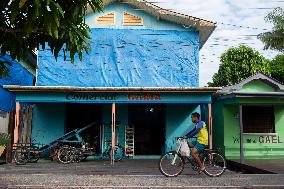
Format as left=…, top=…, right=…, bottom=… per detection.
left=14, top=102, right=20, bottom=144
left=111, top=103, right=116, bottom=165
left=239, top=105, right=244, bottom=164
left=208, top=104, right=213, bottom=149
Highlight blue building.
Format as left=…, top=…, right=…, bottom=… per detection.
left=5, top=0, right=218, bottom=157
left=0, top=55, right=34, bottom=135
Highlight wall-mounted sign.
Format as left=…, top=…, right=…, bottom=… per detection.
left=15, top=91, right=212, bottom=104
left=66, top=93, right=118, bottom=101
left=127, top=93, right=161, bottom=101
left=259, top=135, right=282, bottom=144
left=233, top=135, right=283, bottom=144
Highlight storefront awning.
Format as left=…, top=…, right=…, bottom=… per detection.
left=4, top=85, right=221, bottom=104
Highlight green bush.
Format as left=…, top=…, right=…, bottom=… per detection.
left=0, top=133, right=9, bottom=146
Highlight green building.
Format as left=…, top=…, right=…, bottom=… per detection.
left=213, top=73, right=284, bottom=161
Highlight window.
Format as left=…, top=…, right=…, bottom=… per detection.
left=242, top=106, right=275, bottom=133
left=96, top=12, right=115, bottom=25
left=123, top=12, right=143, bottom=26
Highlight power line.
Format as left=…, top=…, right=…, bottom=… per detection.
left=218, top=22, right=269, bottom=31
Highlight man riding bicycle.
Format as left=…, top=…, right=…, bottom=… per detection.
left=181, top=112, right=208, bottom=174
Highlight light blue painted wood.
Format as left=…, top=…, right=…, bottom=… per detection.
left=165, top=104, right=200, bottom=152
left=14, top=92, right=212, bottom=104
left=101, top=104, right=128, bottom=151
left=31, top=103, right=65, bottom=145
left=86, top=2, right=192, bottom=31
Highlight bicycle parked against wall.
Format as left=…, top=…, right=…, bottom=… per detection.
left=13, top=122, right=97, bottom=165
left=13, top=142, right=41, bottom=165
left=159, top=138, right=227, bottom=177
left=57, top=140, right=125, bottom=164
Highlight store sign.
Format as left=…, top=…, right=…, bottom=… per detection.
left=233, top=135, right=283, bottom=144
left=66, top=93, right=117, bottom=101
left=127, top=93, right=161, bottom=101
left=259, top=135, right=282, bottom=144
left=65, top=92, right=162, bottom=102
left=16, top=91, right=212, bottom=104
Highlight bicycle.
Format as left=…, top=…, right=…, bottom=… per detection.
left=57, top=141, right=125, bottom=164
left=102, top=140, right=125, bottom=162
left=13, top=143, right=40, bottom=165
left=13, top=122, right=98, bottom=165
left=159, top=138, right=227, bottom=177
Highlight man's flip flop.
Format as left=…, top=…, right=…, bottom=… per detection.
left=198, top=168, right=205, bottom=174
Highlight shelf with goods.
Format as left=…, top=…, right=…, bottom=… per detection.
left=125, top=125, right=134, bottom=157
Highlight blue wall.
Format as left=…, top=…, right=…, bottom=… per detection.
left=30, top=103, right=204, bottom=155
left=165, top=104, right=200, bottom=152
left=86, top=2, right=191, bottom=31
left=101, top=104, right=128, bottom=151
left=31, top=103, right=65, bottom=145
left=31, top=2, right=203, bottom=154
left=0, top=87, right=15, bottom=112
left=0, top=55, right=34, bottom=112
left=37, top=3, right=199, bottom=87
left=37, top=29, right=199, bottom=87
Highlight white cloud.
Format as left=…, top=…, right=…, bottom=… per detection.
left=154, top=0, right=282, bottom=86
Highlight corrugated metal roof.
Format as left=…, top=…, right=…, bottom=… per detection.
left=217, top=73, right=284, bottom=95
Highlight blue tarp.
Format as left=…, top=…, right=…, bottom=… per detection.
left=38, top=28, right=199, bottom=87
left=0, top=55, right=34, bottom=112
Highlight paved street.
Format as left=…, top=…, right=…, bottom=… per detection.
left=0, top=159, right=283, bottom=188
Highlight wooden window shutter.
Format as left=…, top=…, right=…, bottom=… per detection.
left=96, top=12, right=115, bottom=25
left=123, top=12, right=143, bottom=26
left=242, top=106, right=275, bottom=133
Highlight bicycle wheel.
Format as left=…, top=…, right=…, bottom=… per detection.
left=113, top=145, right=124, bottom=162
left=70, top=147, right=82, bottom=163
left=13, top=147, right=29, bottom=165
left=159, top=151, right=184, bottom=177
left=203, top=152, right=226, bottom=177
left=28, top=146, right=40, bottom=163
left=57, top=145, right=73, bottom=164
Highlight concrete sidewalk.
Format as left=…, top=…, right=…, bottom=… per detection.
left=0, top=159, right=212, bottom=176
left=1, top=159, right=284, bottom=188
left=232, top=159, right=284, bottom=174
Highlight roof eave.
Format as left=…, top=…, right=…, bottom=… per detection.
left=217, top=92, right=284, bottom=100
left=4, top=85, right=221, bottom=93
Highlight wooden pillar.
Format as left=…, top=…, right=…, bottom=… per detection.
left=14, top=102, right=20, bottom=144
left=6, top=111, right=15, bottom=163
left=111, top=103, right=116, bottom=165
left=208, top=104, right=213, bottom=149
left=239, top=105, right=244, bottom=164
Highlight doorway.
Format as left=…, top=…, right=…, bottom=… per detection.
left=129, top=104, right=165, bottom=155
left=65, top=104, right=102, bottom=149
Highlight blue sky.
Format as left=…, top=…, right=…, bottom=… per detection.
left=154, top=0, right=283, bottom=86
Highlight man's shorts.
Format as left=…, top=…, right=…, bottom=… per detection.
left=192, top=141, right=206, bottom=153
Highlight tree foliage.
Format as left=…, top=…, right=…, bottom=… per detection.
left=0, top=0, right=103, bottom=77
left=269, top=54, right=284, bottom=83
left=208, top=45, right=270, bottom=87
left=258, top=7, right=284, bottom=52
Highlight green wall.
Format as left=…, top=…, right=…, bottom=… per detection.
left=216, top=104, right=284, bottom=159
left=31, top=103, right=65, bottom=145
left=213, top=79, right=284, bottom=159
left=212, top=101, right=225, bottom=154
left=239, top=80, right=277, bottom=93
